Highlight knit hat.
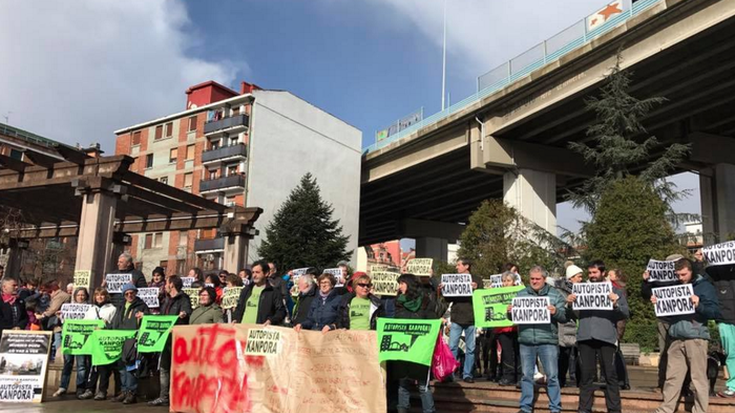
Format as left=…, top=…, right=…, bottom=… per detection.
left=152, top=266, right=165, bottom=276
left=665, top=254, right=684, bottom=261
left=121, top=283, right=137, bottom=295
left=565, top=265, right=583, bottom=280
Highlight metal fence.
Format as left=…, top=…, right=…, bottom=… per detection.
left=365, top=0, right=662, bottom=154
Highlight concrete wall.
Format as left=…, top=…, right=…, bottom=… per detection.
left=247, top=90, right=362, bottom=264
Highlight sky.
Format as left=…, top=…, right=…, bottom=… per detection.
left=0, top=0, right=701, bottom=240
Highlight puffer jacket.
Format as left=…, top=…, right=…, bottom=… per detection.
left=554, top=279, right=578, bottom=348
left=668, top=275, right=721, bottom=340
left=706, top=264, right=735, bottom=324
left=515, top=284, right=567, bottom=346
left=301, top=289, right=342, bottom=331
left=111, top=297, right=150, bottom=330
left=336, top=293, right=384, bottom=330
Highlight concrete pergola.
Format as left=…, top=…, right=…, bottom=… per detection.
left=0, top=153, right=261, bottom=286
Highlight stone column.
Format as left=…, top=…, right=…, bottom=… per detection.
left=503, top=168, right=557, bottom=234
left=222, top=233, right=250, bottom=272
left=74, top=190, right=118, bottom=289
left=700, top=163, right=735, bottom=243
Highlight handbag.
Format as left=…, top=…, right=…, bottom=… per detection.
left=431, top=328, right=459, bottom=382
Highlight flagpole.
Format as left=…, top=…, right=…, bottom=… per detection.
left=441, top=0, right=447, bottom=111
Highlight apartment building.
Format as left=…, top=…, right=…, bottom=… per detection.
left=115, top=81, right=361, bottom=276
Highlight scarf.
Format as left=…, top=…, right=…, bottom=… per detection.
left=319, top=290, right=330, bottom=303
left=397, top=293, right=422, bottom=312
left=2, top=293, right=16, bottom=305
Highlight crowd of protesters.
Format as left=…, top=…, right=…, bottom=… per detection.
left=0, top=247, right=734, bottom=413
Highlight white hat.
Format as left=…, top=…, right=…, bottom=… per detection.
left=565, top=265, right=583, bottom=280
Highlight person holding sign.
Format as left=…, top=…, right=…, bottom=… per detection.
left=493, top=272, right=522, bottom=386
left=509, top=266, right=567, bottom=413
left=294, top=273, right=342, bottom=333
left=190, top=287, right=223, bottom=325
left=439, top=258, right=482, bottom=383
left=106, top=253, right=147, bottom=307
left=148, top=267, right=166, bottom=315
left=566, top=261, right=629, bottom=413
left=55, top=287, right=91, bottom=398
left=110, top=283, right=150, bottom=404
left=337, top=274, right=385, bottom=331
left=652, top=259, right=721, bottom=413
left=81, top=288, right=118, bottom=401
left=233, top=260, right=286, bottom=326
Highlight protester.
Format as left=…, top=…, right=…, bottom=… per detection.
left=187, top=268, right=205, bottom=287
left=294, top=273, right=342, bottom=333
left=66, top=282, right=74, bottom=296
left=110, top=283, right=150, bottom=404
left=440, top=258, right=482, bottom=382
left=54, top=287, right=91, bottom=398
left=291, top=271, right=318, bottom=326
left=218, top=270, right=229, bottom=287
left=233, top=260, right=286, bottom=325
left=392, top=273, right=440, bottom=413
left=567, top=260, right=629, bottom=413
left=337, top=274, right=384, bottom=330
left=106, top=253, right=147, bottom=306
left=706, top=261, right=735, bottom=398
left=692, top=249, right=706, bottom=278
left=653, top=259, right=720, bottom=413
left=226, top=273, right=244, bottom=288
left=149, top=267, right=166, bottom=314
left=204, top=273, right=224, bottom=304
left=494, top=271, right=520, bottom=386
left=238, top=268, right=251, bottom=285
left=0, top=277, right=28, bottom=336
left=35, top=280, right=70, bottom=363
left=190, top=287, right=223, bottom=325
left=556, top=264, right=582, bottom=388
left=511, top=266, right=567, bottom=413
left=18, top=279, right=38, bottom=301
left=82, top=288, right=118, bottom=400
left=608, top=267, right=630, bottom=390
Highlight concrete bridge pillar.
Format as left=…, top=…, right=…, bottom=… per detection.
left=415, top=237, right=448, bottom=264
left=503, top=168, right=557, bottom=234
left=75, top=189, right=119, bottom=289
left=700, top=163, right=735, bottom=243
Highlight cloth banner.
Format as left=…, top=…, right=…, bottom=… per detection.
left=171, top=324, right=385, bottom=413
left=653, top=284, right=695, bottom=317
left=61, top=320, right=104, bottom=355
left=702, top=241, right=735, bottom=267
left=511, top=297, right=550, bottom=324
left=89, top=329, right=137, bottom=366
left=371, top=271, right=399, bottom=296
left=105, top=273, right=132, bottom=294
left=0, top=330, right=52, bottom=403
left=61, top=303, right=92, bottom=320
left=472, top=285, right=525, bottom=328
left=222, top=287, right=243, bottom=309
left=646, top=259, right=678, bottom=282
left=137, top=287, right=160, bottom=309
left=137, top=315, right=178, bottom=353
left=572, top=282, right=613, bottom=310
left=377, top=318, right=441, bottom=366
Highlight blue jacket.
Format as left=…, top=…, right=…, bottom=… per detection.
left=668, top=275, right=721, bottom=340
left=515, top=284, right=567, bottom=346
left=301, top=289, right=342, bottom=331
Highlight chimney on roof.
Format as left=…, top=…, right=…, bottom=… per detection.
left=84, top=143, right=103, bottom=158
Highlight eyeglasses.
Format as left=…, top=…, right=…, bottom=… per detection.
left=357, top=283, right=372, bottom=288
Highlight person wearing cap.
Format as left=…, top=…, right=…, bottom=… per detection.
left=705, top=260, right=735, bottom=398
left=555, top=264, right=583, bottom=388
left=110, top=283, right=150, bottom=404
left=642, top=253, right=687, bottom=391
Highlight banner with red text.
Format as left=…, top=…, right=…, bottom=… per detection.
left=170, top=324, right=386, bottom=413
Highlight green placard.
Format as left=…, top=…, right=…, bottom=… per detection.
left=472, top=285, right=525, bottom=328
left=377, top=318, right=441, bottom=366
left=89, top=329, right=137, bottom=366
left=136, top=315, right=179, bottom=353
left=61, top=320, right=105, bottom=355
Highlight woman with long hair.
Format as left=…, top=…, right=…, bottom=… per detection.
left=80, top=288, right=118, bottom=400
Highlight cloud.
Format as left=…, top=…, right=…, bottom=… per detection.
left=0, top=0, right=238, bottom=153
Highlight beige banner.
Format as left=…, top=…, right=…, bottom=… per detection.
left=170, top=324, right=386, bottom=413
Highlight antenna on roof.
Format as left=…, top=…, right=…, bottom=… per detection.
left=2, top=111, right=11, bottom=124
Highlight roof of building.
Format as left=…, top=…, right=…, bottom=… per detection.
left=0, top=122, right=79, bottom=152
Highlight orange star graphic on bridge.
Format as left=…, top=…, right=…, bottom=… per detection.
left=598, top=2, right=622, bottom=21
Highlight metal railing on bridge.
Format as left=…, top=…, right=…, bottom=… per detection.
left=363, top=0, right=663, bottom=154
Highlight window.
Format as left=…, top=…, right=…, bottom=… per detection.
left=132, top=131, right=141, bottom=146
left=146, top=154, right=154, bottom=169
left=228, top=135, right=238, bottom=146
left=208, top=169, right=218, bottom=180
left=144, top=234, right=153, bottom=249
left=155, top=125, right=163, bottom=140
left=184, top=172, right=193, bottom=188
left=9, top=149, right=23, bottom=160
left=210, top=139, right=220, bottom=150
left=188, top=116, right=197, bottom=131
left=186, top=144, right=195, bottom=160
left=154, top=233, right=163, bottom=248
left=179, top=231, right=188, bottom=247
left=169, top=147, right=177, bottom=163
left=159, top=176, right=168, bottom=185
left=225, top=195, right=236, bottom=207
left=226, top=163, right=238, bottom=176
left=164, top=122, right=173, bottom=138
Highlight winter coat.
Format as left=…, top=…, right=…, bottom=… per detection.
left=291, top=286, right=317, bottom=326
left=0, top=297, right=28, bottom=334
left=42, top=290, right=70, bottom=332
left=190, top=304, right=224, bottom=325
left=554, top=279, right=577, bottom=348
left=574, top=284, right=630, bottom=346
left=668, top=275, right=721, bottom=340
left=84, top=303, right=117, bottom=327
left=160, top=292, right=193, bottom=325
left=233, top=283, right=286, bottom=325
left=111, top=297, right=150, bottom=330
left=300, top=290, right=342, bottom=331
left=706, top=264, right=735, bottom=325
left=443, top=273, right=483, bottom=325
left=390, top=290, right=441, bottom=381
left=515, top=284, right=567, bottom=346
left=336, top=293, right=384, bottom=330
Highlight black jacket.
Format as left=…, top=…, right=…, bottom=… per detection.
left=111, top=297, right=150, bottom=330
left=110, top=266, right=148, bottom=306
left=443, top=273, right=482, bottom=325
left=707, top=264, right=735, bottom=324
left=0, top=298, right=28, bottom=334
left=292, top=286, right=317, bottom=326
left=390, top=290, right=441, bottom=381
left=160, top=292, right=193, bottom=325
left=337, top=293, right=384, bottom=330
left=233, top=283, right=286, bottom=325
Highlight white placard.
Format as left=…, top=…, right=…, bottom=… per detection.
left=181, top=277, right=196, bottom=288
left=137, top=288, right=160, bottom=309
left=485, top=273, right=522, bottom=289
left=646, top=259, right=678, bottom=282
left=652, top=284, right=695, bottom=317
left=703, top=241, right=735, bottom=267
left=371, top=271, right=399, bottom=296
left=221, top=287, right=243, bottom=310
left=441, top=274, right=473, bottom=297
left=60, top=303, right=92, bottom=320
left=105, top=273, right=132, bottom=294
left=511, top=296, right=550, bottom=324
left=0, top=331, right=53, bottom=403
left=291, top=268, right=309, bottom=284
left=406, top=258, right=433, bottom=276
left=324, top=268, right=344, bottom=286
left=572, top=282, right=613, bottom=310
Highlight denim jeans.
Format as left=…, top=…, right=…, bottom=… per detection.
left=60, top=353, right=74, bottom=390
left=519, top=344, right=561, bottom=413
left=75, top=356, right=90, bottom=393
left=118, top=366, right=138, bottom=392
left=449, top=323, right=476, bottom=379
left=52, top=331, right=62, bottom=363
left=397, top=377, right=435, bottom=413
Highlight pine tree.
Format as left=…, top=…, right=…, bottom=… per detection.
left=258, top=173, right=350, bottom=272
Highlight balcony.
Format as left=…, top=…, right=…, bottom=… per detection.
left=194, top=237, right=224, bottom=252
left=204, top=114, right=249, bottom=135
left=199, top=174, right=245, bottom=193
left=201, top=143, right=247, bottom=164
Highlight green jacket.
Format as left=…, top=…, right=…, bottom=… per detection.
left=668, top=275, right=721, bottom=340
left=515, top=284, right=567, bottom=346
left=190, top=304, right=224, bottom=325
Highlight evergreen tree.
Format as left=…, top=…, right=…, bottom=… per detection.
left=258, top=173, right=350, bottom=272
left=584, top=176, right=684, bottom=350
